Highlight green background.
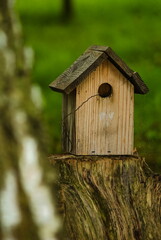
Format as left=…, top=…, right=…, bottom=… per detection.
left=16, top=0, right=161, bottom=172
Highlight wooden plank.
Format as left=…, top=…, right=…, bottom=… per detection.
left=106, top=47, right=134, bottom=78
left=49, top=45, right=148, bottom=95
left=89, top=45, right=134, bottom=78
left=62, top=93, right=68, bottom=152
left=62, top=90, right=76, bottom=153
left=75, top=59, right=134, bottom=155
left=88, top=45, right=149, bottom=94
left=132, top=72, right=149, bottom=94
left=49, top=50, right=107, bottom=94
left=129, top=83, right=134, bottom=154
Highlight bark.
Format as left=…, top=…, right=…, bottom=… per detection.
left=0, top=1, right=59, bottom=240
left=49, top=154, right=161, bottom=240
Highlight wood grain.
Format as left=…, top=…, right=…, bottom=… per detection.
left=49, top=154, right=161, bottom=240
left=89, top=45, right=134, bottom=78
left=49, top=45, right=149, bottom=95
left=132, top=71, right=149, bottom=94
left=62, top=90, right=76, bottom=153
left=49, top=50, right=107, bottom=94
left=88, top=45, right=149, bottom=94
left=75, top=59, right=134, bottom=155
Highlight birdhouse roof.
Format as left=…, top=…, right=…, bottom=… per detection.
left=49, top=45, right=149, bottom=94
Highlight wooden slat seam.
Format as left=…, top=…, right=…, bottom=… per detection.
left=89, top=47, right=149, bottom=95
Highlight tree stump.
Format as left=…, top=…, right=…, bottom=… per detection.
left=49, top=154, right=161, bottom=240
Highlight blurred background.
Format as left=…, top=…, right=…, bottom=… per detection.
left=16, top=0, right=161, bottom=171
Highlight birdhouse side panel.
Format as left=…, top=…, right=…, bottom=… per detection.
left=62, top=91, right=76, bottom=154
left=75, top=60, right=134, bottom=155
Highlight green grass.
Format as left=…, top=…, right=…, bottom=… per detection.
left=16, top=0, right=161, bottom=171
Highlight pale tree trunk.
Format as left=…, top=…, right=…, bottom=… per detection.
left=50, top=155, right=161, bottom=240
left=0, top=1, right=59, bottom=240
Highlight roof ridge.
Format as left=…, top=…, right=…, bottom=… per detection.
left=49, top=45, right=149, bottom=95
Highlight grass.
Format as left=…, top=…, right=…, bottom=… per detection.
left=15, top=0, right=161, bottom=171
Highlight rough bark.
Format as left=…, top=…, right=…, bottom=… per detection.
left=49, top=154, right=161, bottom=240
left=0, top=1, right=59, bottom=240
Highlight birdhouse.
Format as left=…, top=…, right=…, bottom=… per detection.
left=49, top=45, right=149, bottom=155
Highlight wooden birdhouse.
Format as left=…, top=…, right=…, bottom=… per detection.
left=49, top=45, right=149, bottom=155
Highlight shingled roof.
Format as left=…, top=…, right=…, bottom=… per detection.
left=49, top=45, right=149, bottom=95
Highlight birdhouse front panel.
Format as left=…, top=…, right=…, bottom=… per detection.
left=75, top=59, right=134, bottom=155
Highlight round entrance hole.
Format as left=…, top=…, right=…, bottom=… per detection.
left=98, top=83, right=112, bottom=98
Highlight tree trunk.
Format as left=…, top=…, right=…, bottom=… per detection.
left=62, top=0, right=73, bottom=20
left=49, top=154, right=161, bottom=240
left=0, top=1, right=59, bottom=240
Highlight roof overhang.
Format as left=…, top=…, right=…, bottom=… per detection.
left=49, top=45, right=149, bottom=95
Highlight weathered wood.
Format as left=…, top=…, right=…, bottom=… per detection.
left=49, top=50, right=107, bottom=94
left=132, top=71, right=149, bottom=94
left=49, top=45, right=149, bottom=95
left=89, top=45, right=134, bottom=77
left=89, top=45, right=149, bottom=94
left=76, top=59, right=134, bottom=155
left=62, top=90, right=76, bottom=153
left=49, top=154, right=161, bottom=240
